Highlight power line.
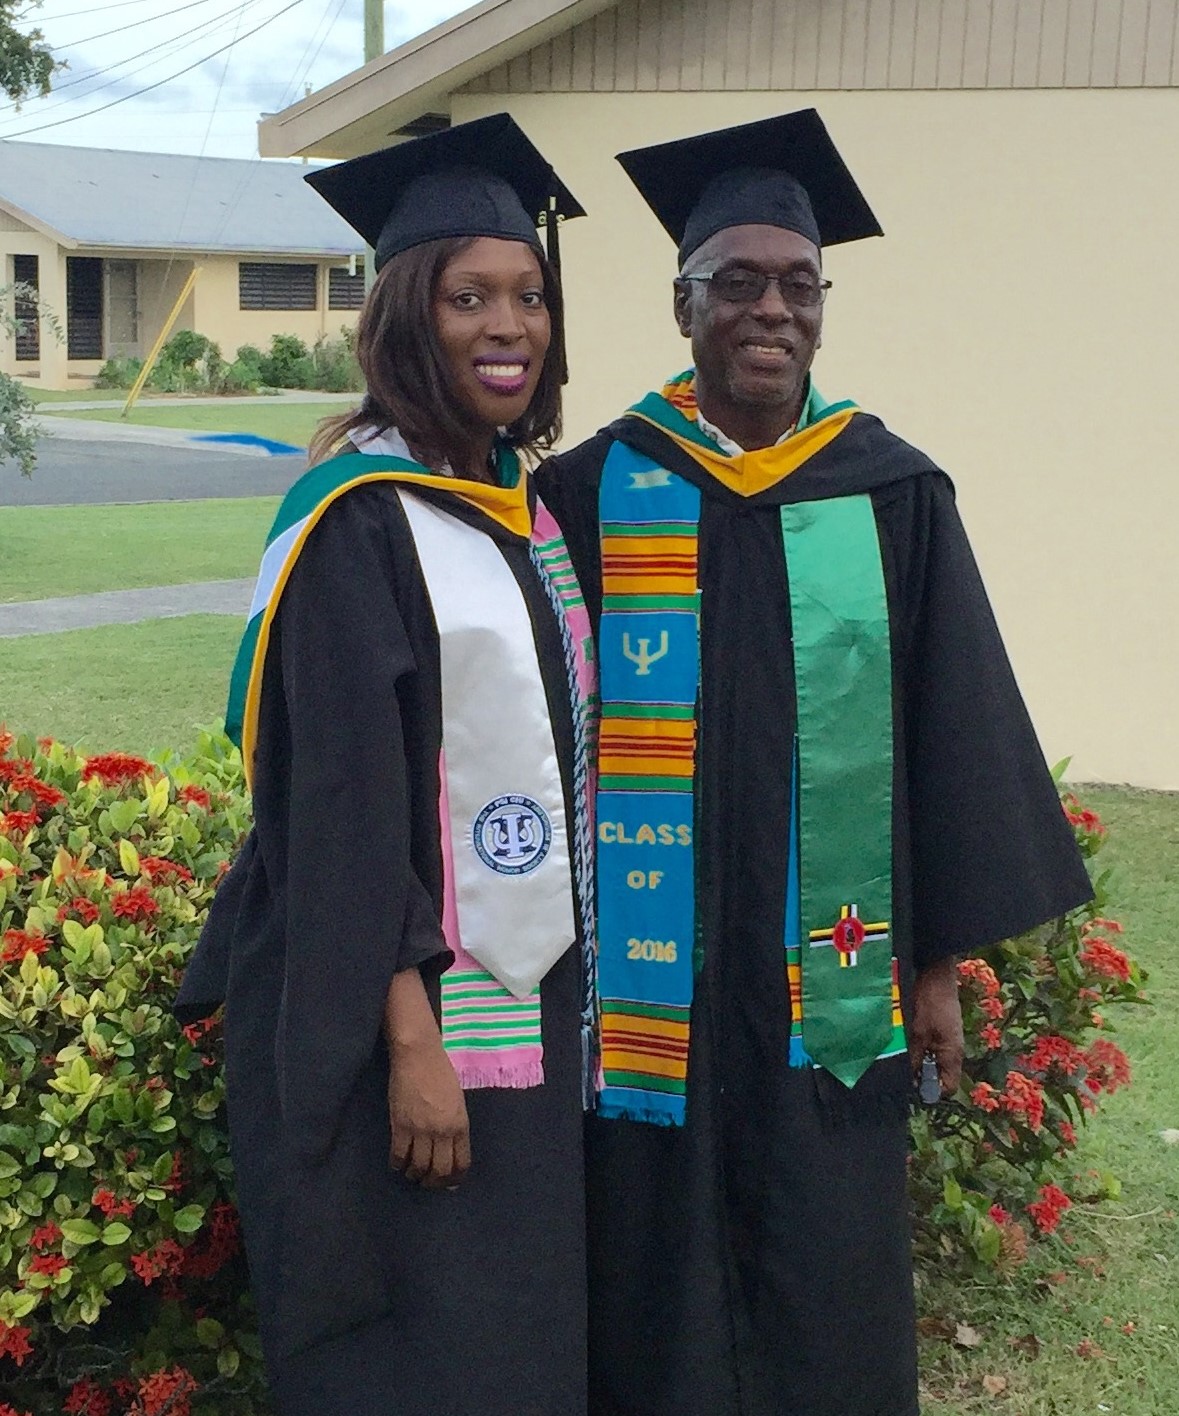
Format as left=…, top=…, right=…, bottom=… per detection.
left=54, top=0, right=238, bottom=52
left=0, top=0, right=274, bottom=112
left=2, top=0, right=306, bottom=138
left=30, top=0, right=182, bottom=20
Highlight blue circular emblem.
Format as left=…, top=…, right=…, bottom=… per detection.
left=472, top=795, right=552, bottom=876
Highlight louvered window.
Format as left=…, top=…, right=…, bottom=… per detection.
left=328, top=262, right=365, bottom=310
left=12, top=254, right=39, bottom=361
left=239, top=263, right=317, bottom=311
left=67, top=257, right=104, bottom=360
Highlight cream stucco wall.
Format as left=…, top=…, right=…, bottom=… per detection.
left=454, top=87, right=1179, bottom=790
left=190, top=256, right=358, bottom=358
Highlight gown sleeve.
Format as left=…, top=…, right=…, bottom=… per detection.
left=901, top=474, right=1093, bottom=968
left=259, top=486, right=450, bottom=1165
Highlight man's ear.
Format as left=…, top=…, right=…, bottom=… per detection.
left=673, top=278, right=693, bottom=339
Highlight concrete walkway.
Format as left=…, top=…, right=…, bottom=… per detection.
left=0, top=580, right=253, bottom=638
left=35, top=391, right=356, bottom=412
left=37, top=416, right=273, bottom=454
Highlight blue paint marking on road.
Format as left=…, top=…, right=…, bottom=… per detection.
left=190, top=433, right=307, bottom=456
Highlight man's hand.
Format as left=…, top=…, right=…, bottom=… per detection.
left=384, top=968, right=471, bottom=1189
left=908, top=956, right=965, bottom=1098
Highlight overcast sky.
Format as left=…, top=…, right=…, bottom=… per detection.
left=0, top=0, right=469, bottom=158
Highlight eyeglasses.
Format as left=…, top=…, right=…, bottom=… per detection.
left=679, top=269, right=833, bottom=308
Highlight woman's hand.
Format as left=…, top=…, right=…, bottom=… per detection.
left=908, top=956, right=965, bottom=1098
left=384, top=970, right=471, bottom=1189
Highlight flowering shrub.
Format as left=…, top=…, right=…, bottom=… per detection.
left=910, top=782, right=1145, bottom=1275
left=0, top=728, right=264, bottom=1415
left=1, top=720, right=1143, bottom=1407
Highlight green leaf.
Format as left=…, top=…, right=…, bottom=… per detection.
left=173, top=1203, right=205, bottom=1233
left=0, top=1152, right=20, bottom=1181
left=118, top=838, right=141, bottom=877
left=942, top=1176, right=964, bottom=1211
left=101, top=1222, right=132, bottom=1246
left=61, top=1218, right=102, bottom=1245
left=197, top=1316, right=225, bottom=1347
left=217, top=1345, right=241, bottom=1378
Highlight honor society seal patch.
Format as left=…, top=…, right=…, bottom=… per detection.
left=472, top=795, right=553, bottom=876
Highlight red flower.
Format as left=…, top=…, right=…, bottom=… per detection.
left=980, top=996, right=1005, bottom=1020
left=957, top=958, right=1001, bottom=997
left=29, top=1252, right=68, bottom=1276
left=93, top=1188, right=136, bottom=1219
left=181, top=1203, right=242, bottom=1280
left=57, top=896, right=101, bottom=926
left=0, top=755, right=33, bottom=782
left=30, top=1221, right=62, bottom=1251
left=1080, top=938, right=1132, bottom=983
left=0, top=1324, right=33, bottom=1367
left=131, top=1240, right=185, bottom=1286
left=1084, top=1040, right=1131, bottom=1095
left=1000, top=1071, right=1046, bottom=1131
left=177, top=785, right=211, bottom=810
left=128, top=1366, right=197, bottom=1416
left=970, top=1082, right=1001, bottom=1113
left=0, top=727, right=13, bottom=755
left=1027, top=1182, right=1072, bottom=1234
left=1059, top=1122, right=1078, bottom=1148
left=0, top=1403, right=34, bottom=1416
left=140, top=856, right=194, bottom=886
left=63, top=1379, right=113, bottom=1416
left=110, top=885, right=160, bottom=923
left=0, top=811, right=38, bottom=837
left=1, top=929, right=48, bottom=965
left=988, top=1204, right=1011, bottom=1225
left=979, top=1023, right=1002, bottom=1050
left=82, top=753, right=153, bottom=789
left=1020, top=1034, right=1086, bottom=1077
left=1084, top=917, right=1124, bottom=936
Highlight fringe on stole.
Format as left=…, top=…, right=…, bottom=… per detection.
left=450, top=1058, right=547, bottom=1091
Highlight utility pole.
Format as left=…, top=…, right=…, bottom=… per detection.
left=364, top=0, right=384, bottom=292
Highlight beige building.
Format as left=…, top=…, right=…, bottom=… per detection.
left=1, top=142, right=364, bottom=390
left=259, top=0, right=1179, bottom=790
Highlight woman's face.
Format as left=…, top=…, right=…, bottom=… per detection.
left=433, top=237, right=551, bottom=437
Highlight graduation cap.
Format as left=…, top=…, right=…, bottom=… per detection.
left=304, top=112, right=585, bottom=273
left=616, top=108, right=882, bottom=267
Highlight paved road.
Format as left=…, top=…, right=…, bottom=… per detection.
left=0, top=580, right=254, bottom=638
left=2, top=437, right=306, bottom=506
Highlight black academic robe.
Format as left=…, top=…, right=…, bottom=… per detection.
left=536, top=409, right=1092, bottom=1416
left=177, top=480, right=587, bottom=1416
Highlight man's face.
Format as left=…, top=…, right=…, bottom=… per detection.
left=674, top=224, right=824, bottom=418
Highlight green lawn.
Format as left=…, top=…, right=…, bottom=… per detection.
left=0, top=498, right=277, bottom=604
left=41, top=401, right=349, bottom=448
left=0, top=615, right=241, bottom=756
left=919, top=786, right=1179, bottom=1415
left=20, top=386, right=115, bottom=404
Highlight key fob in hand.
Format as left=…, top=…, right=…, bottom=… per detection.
left=918, top=1053, right=941, bottom=1106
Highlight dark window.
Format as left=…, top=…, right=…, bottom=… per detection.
left=12, top=254, right=39, bottom=361
left=328, top=261, right=365, bottom=311
left=67, top=256, right=104, bottom=360
left=239, top=263, right=317, bottom=311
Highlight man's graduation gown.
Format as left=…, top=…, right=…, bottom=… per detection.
left=536, top=394, right=1091, bottom=1416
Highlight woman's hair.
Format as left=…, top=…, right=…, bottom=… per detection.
left=308, top=235, right=564, bottom=470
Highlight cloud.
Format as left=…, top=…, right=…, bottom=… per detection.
left=0, top=0, right=471, bottom=156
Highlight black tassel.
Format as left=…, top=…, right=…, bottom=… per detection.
left=544, top=196, right=569, bottom=385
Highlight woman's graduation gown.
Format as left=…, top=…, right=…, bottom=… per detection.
left=536, top=405, right=1092, bottom=1416
left=177, top=478, right=587, bottom=1416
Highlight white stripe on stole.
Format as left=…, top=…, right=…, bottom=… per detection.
left=248, top=519, right=306, bottom=622
left=397, top=490, right=575, bottom=1000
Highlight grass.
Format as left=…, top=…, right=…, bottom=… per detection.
left=0, top=498, right=277, bottom=604
left=19, top=386, right=116, bottom=404
left=0, top=616, right=241, bottom=757
left=40, top=401, right=348, bottom=448
left=919, top=786, right=1179, bottom=1415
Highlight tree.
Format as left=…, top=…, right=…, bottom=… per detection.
left=0, top=285, right=41, bottom=476
left=0, top=0, right=59, bottom=105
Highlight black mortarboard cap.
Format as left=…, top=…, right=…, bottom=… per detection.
left=304, top=112, right=585, bottom=272
left=617, top=108, right=882, bottom=266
